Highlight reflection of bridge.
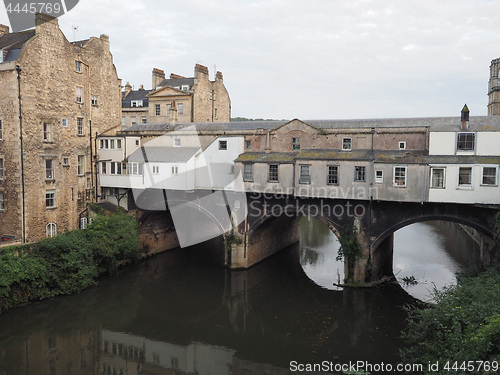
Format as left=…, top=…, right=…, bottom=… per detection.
left=137, top=190, right=499, bottom=285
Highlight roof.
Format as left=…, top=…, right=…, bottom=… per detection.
left=129, top=146, right=200, bottom=163
left=157, top=77, right=195, bottom=90
left=71, top=39, right=91, bottom=48
left=0, top=29, right=35, bottom=62
left=122, top=89, right=152, bottom=108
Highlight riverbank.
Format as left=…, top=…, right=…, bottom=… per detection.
left=0, top=209, right=142, bottom=313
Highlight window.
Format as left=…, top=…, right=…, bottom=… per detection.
left=268, top=164, right=279, bottom=182
left=101, top=162, right=107, bottom=174
left=219, top=140, right=227, bottom=150
left=292, top=137, right=300, bottom=150
left=0, top=191, right=4, bottom=210
left=167, top=103, right=171, bottom=115
left=135, top=140, right=140, bottom=146
left=299, top=165, right=311, bottom=184
left=399, top=141, right=406, bottom=150
left=46, top=223, right=57, bottom=237
left=62, top=157, right=69, bottom=166
left=77, top=155, right=85, bottom=175
left=458, top=167, right=472, bottom=186
left=171, top=166, right=178, bottom=175
left=181, top=85, right=189, bottom=91
left=375, top=170, right=383, bottom=184
left=61, top=118, right=67, bottom=127
left=155, top=104, right=161, bottom=116
left=430, top=168, right=445, bottom=188
left=122, top=117, right=126, bottom=126
left=0, top=158, right=3, bottom=179
left=342, top=138, right=352, bottom=150
left=354, top=166, right=365, bottom=182
left=91, top=95, right=98, bottom=106
left=174, top=138, right=181, bottom=147
left=116, top=139, right=122, bottom=149
left=110, top=162, right=122, bottom=175
left=46, top=190, right=56, bottom=208
left=76, top=86, right=83, bottom=103
left=215, top=108, right=218, bottom=119
left=43, top=122, right=52, bottom=142
left=152, top=165, right=160, bottom=174
left=131, top=117, right=137, bottom=126
left=77, top=117, right=84, bottom=136
left=0, top=119, right=2, bottom=139
left=178, top=103, right=184, bottom=115
left=457, top=133, right=475, bottom=151
left=243, top=164, right=253, bottom=182
left=80, top=217, right=88, bottom=229
left=328, top=165, right=339, bottom=185
left=482, top=166, right=497, bottom=186
left=45, top=159, right=54, bottom=180
left=393, top=166, right=407, bottom=187
left=131, top=100, right=143, bottom=107
left=75, top=61, right=82, bottom=73
left=128, top=162, right=143, bottom=176
left=141, top=116, right=147, bottom=124
left=245, top=140, right=251, bottom=150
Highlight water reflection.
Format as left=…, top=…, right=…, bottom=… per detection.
left=0, top=239, right=416, bottom=375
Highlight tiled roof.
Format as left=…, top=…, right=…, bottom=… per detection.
left=129, top=146, right=200, bottom=163
left=157, top=77, right=195, bottom=90
left=0, top=29, right=35, bottom=51
left=122, top=89, right=152, bottom=108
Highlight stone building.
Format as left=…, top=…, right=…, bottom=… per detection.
left=121, top=64, right=231, bottom=127
left=0, top=13, right=121, bottom=243
left=488, top=57, right=500, bottom=115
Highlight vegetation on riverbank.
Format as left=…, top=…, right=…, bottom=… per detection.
left=0, top=209, right=141, bottom=312
left=401, top=266, right=500, bottom=374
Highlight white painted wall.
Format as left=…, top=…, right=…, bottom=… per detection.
left=477, top=132, right=500, bottom=155
left=429, top=132, right=455, bottom=155
left=428, top=164, right=500, bottom=204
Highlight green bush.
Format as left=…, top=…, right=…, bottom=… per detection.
left=0, top=209, right=141, bottom=312
left=401, top=267, right=500, bottom=374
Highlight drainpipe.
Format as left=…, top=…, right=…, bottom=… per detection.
left=16, top=65, right=26, bottom=243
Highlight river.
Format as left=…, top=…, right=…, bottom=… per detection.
left=0, top=218, right=481, bottom=375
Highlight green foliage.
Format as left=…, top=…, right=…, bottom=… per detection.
left=336, top=223, right=361, bottom=270
left=0, top=210, right=141, bottom=313
left=401, top=266, right=500, bottom=374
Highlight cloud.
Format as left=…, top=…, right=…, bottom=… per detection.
left=1, top=0, right=499, bottom=119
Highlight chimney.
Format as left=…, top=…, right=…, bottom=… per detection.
left=216, top=71, right=223, bottom=81
left=194, top=64, right=209, bottom=80
left=139, top=85, right=144, bottom=91
left=123, top=82, right=132, bottom=98
left=170, top=101, right=178, bottom=125
left=461, top=104, right=470, bottom=130
left=152, top=68, right=165, bottom=90
left=0, top=25, right=9, bottom=37
left=170, top=73, right=186, bottom=79
left=35, top=12, right=58, bottom=34
left=100, top=34, right=110, bottom=50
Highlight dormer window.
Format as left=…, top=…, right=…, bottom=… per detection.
left=181, top=85, right=189, bottom=91
left=457, top=132, right=475, bottom=151
left=342, top=137, right=352, bottom=151
left=131, top=100, right=143, bottom=107
left=398, top=141, right=406, bottom=150
left=0, top=49, right=4, bottom=64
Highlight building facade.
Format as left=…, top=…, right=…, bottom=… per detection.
left=0, top=13, right=121, bottom=242
left=121, top=64, right=231, bottom=127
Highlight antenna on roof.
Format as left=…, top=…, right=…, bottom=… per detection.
left=73, top=26, right=78, bottom=42
left=214, top=64, right=216, bottom=79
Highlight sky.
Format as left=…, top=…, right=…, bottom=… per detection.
left=1, top=0, right=500, bottom=120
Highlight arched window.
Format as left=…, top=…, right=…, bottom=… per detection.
left=46, top=223, right=57, bottom=238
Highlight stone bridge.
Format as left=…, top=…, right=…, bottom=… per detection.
left=135, top=189, right=500, bottom=285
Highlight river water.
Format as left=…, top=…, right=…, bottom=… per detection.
left=0, top=218, right=481, bottom=375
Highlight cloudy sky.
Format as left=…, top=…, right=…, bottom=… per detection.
left=1, top=0, right=499, bottom=120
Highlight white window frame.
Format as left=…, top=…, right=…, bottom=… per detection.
left=77, top=155, right=85, bottom=176
left=61, top=118, right=68, bottom=127
left=393, top=166, right=407, bottom=187
left=152, top=165, right=160, bottom=175
left=327, top=165, right=339, bottom=185
left=430, top=167, right=446, bottom=189
left=171, top=166, right=178, bottom=175
left=46, top=223, right=57, bottom=237
left=77, top=117, right=84, bottom=136
left=299, top=165, right=311, bottom=184
left=342, top=137, right=352, bottom=151
left=43, top=122, right=52, bottom=142
left=75, top=61, right=82, bottom=73
left=398, top=141, right=406, bottom=150
left=141, top=116, right=147, bottom=124
left=45, top=159, right=54, bottom=180
left=122, top=117, right=126, bottom=126
left=91, top=95, right=98, bottom=106
left=76, top=86, right=83, bottom=104
left=481, top=166, right=498, bottom=186
left=354, top=166, right=365, bottom=182
left=292, top=137, right=301, bottom=151
left=268, top=164, right=279, bottom=182
left=456, top=132, right=475, bottom=152
left=131, top=117, right=137, bottom=126
left=178, top=103, right=184, bottom=115
left=458, top=166, right=473, bottom=188
left=155, top=104, right=161, bottom=116
left=174, top=138, right=181, bottom=147
left=0, top=191, right=4, bottom=211
left=243, top=164, right=253, bottom=182
left=80, top=217, right=88, bottom=229
left=131, top=100, right=143, bottom=107
left=45, top=190, right=56, bottom=208
left=375, top=170, right=383, bottom=184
